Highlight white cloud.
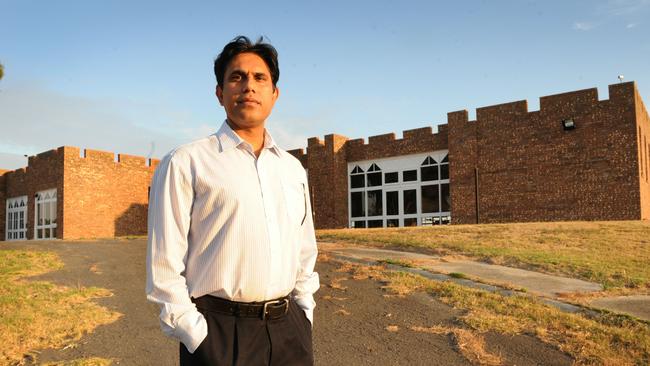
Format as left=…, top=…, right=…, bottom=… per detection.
left=0, top=81, right=323, bottom=172
left=599, top=0, right=650, bottom=16
left=0, top=81, right=215, bottom=169
left=573, top=22, right=596, bottom=31
left=626, top=22, right=638, bottom=28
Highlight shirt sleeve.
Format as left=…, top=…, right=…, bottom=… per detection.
left=145, top=151, right=207, bottom=353
left=292, top=177, right=320, bottom=325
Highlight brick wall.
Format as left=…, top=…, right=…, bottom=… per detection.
left=304, top=134, right=349, bottom=229
left=61, top=147, right=160, bottom=239
left=636, top=86, right=650, bottom=220
left=1, top=149, right=64, bottom=240
left=447, top=82, right=641, bottom=224
left=0, top=172, right=6, bottom=240
left=291, top=82, right=648, bottom=228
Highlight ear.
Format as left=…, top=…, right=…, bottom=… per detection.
left=273, top=86, right=280, bottom=102
left=216, top=85, right=224, bottom=106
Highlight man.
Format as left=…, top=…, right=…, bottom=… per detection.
left=146, top=36, right=319, bottom=365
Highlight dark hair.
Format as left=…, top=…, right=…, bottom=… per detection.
left=214, top=36, right=279, bottom=88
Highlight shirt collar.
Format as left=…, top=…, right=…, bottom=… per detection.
left=215, top=120, right=281, bottom=156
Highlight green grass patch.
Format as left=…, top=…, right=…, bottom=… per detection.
left=0, top=250, right=121, bottom=365
left=376, top=258, right=414, bottom=268
left=448, top=272, right=468, bottom=279
left=317, top=221, right=650, bottom=291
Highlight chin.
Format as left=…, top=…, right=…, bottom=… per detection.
left=229, top=116, right=266, bottom=129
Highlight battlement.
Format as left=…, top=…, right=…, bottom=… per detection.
left=448, top=82, right=636, bottom=127
left=300, top=123, right=448, bottom=163
left=61, top=146, right=160, bottom=168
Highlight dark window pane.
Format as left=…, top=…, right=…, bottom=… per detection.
left=440, top=164, right=449, bottom=180
left=351, top=174, right=365, bottom=188
left=367, top=190, right=383, bottom=216
left=367, top=220, right=383, bottom=228
left=421, top=166, right=438, bottom=181
left=442, top=155, right=449, bottom=163
left=403, top=189, right=417, bottom=214
left=404, top=218, right=418, bottom=226
left=386, top=191, right=399, bottom=216
left=385, top=172, right=398, bottom=184
left=441, top=183, right=451, bottom=212
left=367, top=172, right=382, bottom=187
left=353, top=221, right=366, bottom=228
left=403, top=170, right=417, bottom=182
left=351, top=192, right=365, bottom=217
left=421, top=185, right=440, bottom=213
left=387, top=219, right=399, bottom=227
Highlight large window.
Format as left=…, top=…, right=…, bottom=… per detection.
left=34, top=189, right=57, bottom=240
left=6, top=196, right=27, bottom=240
left=348, top=152, right=451, bottom=228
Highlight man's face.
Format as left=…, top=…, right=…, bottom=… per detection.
left=216, top=52, right=279, bottom=130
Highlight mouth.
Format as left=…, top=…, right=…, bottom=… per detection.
left=237, top=98, right=260, bottom=106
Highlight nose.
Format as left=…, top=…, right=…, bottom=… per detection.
left=241, top=74, right=255, bottom=93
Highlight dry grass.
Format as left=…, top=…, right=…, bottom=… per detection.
left=0, top=250, right=121, bottom=365
left=336, top=260, right=650, bottom=365
left=317, top=220, right=650, bottom=291
left=410, top=325, right=502, bottom=365
left=334, top=309, right=351, bottom=316
left=42, top=357, right=114, bottom=366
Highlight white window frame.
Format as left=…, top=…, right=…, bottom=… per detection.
left=34, top=188, right=57, bottom=240
left=6, top=195, right=28, bottom=241
left=348, top=151, right=451, bottom=228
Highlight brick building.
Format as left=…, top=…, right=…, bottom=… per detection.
left=1, top=81, right=649, bottom=240
left=287, top=81, right=650, bottom=228
left=0, top=147, right=160, bottom=241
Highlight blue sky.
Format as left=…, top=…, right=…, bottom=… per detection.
left=1, top=0, right=649, bottom=169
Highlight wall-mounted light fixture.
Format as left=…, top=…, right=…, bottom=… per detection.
left=562, top=119, right=576, bottom=131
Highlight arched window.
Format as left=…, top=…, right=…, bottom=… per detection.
left=350, top=165, right=365, bottom=188
left=440, top=154, right=449, bottom=180
left=6, top=196, right=27, bottom=240
left=421, top=156, right=438, bottom=181
left=367, top=163, right=382, bottom=187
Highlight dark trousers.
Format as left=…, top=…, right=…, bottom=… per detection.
left=180, top=297, right=313, bottom=366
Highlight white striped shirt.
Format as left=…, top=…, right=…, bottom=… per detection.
left=146, top=120, right=319, bottom=353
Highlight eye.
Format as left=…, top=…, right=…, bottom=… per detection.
left=229, top=74, right=242, bottom=81
left=255, top=74, right=268, bottom=82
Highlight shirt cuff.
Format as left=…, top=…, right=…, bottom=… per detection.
left=174, top=309, right=208, bottom=353
left=293, top=294, right=315, bottom=326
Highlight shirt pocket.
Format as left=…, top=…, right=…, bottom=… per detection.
left=281, top=181, right=307, bottom=226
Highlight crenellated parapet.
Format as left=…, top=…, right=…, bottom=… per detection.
left=61, top=146, right=160, bottom=169
left=287, top=148, right=307, bottom=168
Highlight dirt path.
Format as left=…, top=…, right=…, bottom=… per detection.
left=1, top=239, right=573, bottom=365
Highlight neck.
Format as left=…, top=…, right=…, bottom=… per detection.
left=226, top=119, right=266, bottom=157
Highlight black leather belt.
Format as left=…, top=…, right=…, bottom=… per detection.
left=192, top=294, right=291, bottom=320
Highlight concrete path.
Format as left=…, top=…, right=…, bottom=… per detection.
left=318, top=242, right=650, bottom=322
left=590, top=295, right=650, bottom=321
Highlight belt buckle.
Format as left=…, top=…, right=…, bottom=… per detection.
left=262, top=298, right=289, bottom=320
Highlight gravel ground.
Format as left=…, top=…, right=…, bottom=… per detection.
left=1, top=239, right=574, bottom=366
